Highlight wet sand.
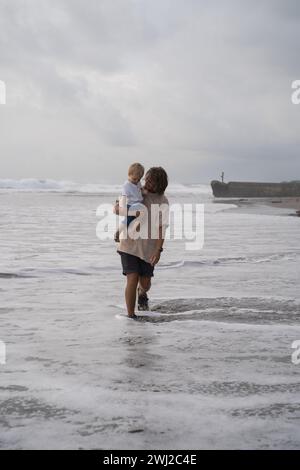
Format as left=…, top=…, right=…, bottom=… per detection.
left=266, top=197, right=300, bottom=213
left=214, top=197, right=300, bottom=215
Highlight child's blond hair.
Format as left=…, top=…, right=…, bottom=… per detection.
left=128, top=162, right=144, bottom=178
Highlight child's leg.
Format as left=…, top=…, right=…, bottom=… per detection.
left=115, top=204, right=144, bottom=241
left=125, top=204, right=135, bottom=227
left=126, top=203, right=145, bottom=227
left=127, top=202, right=145, bottom=217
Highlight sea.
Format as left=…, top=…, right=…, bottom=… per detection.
left=1, top=178, right=300, bottom=449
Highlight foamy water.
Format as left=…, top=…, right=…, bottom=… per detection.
left=1, top=180, right=300, bottom=449
left=0, top=178, right=212, bottom=196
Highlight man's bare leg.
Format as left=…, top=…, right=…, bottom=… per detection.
left=137, top=276, right=151, bottom=310
left=125, top=273, right=139, bottom=317
left=138, top=276, right=151, bottom=294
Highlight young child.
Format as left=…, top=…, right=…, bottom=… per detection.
left=114, top=163, right=146, bottom=242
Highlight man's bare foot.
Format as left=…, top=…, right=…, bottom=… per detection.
left=127, top=313, right=138, bottom=320
left=137, top=287, right=149, bottom=311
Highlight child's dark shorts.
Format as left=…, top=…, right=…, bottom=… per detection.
left=118, top=251, right=154, bottom=277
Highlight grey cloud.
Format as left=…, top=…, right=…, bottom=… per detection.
left=0, top=0, right=299, bottom=183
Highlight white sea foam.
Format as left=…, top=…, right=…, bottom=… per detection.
left=1, top=189, right=300, bottom=449
left=0, top=178, right=123, bottom=193
left=0, top=178, right=212, bottom=196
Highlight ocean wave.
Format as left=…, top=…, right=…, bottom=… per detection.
left=182, top=252, right=300, bottom=267
left=0, top=272, right=34, bottom=279
left=156, top=260, right=185, bottom=270
left=1, top=252, right=297, bottom=280
left=0, top=178, right=212, bottom=195
left=167, top=183, right=212, bottom=195
left=0, top=178, right=123, bottom=194
left=0, top=261, right=187, bottom=279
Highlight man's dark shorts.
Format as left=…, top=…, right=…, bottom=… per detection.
left=118, top=251, right=154, bottom=277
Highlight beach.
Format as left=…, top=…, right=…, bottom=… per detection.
left=266, top=197, right=300, bottom=212
left=212, top=196, right=300, bottom=215
left=1, top=181, right=300, bottom=449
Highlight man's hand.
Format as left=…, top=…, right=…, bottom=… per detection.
left=150, top=250, right=161, bottom=266
left=113, top=199, right=127, bottom=216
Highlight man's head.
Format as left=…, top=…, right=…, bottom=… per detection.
left=128, top=163, right=144, bottom=184
left=144, top=167, right=168, bottom=194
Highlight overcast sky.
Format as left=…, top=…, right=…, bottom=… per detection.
left=0, top=0, right=300, bottom=183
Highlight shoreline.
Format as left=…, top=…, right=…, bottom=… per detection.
left=213, top=196, right=300, bottom=216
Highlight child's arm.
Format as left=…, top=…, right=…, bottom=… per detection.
left=114, top=182, right=130, bottom=216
